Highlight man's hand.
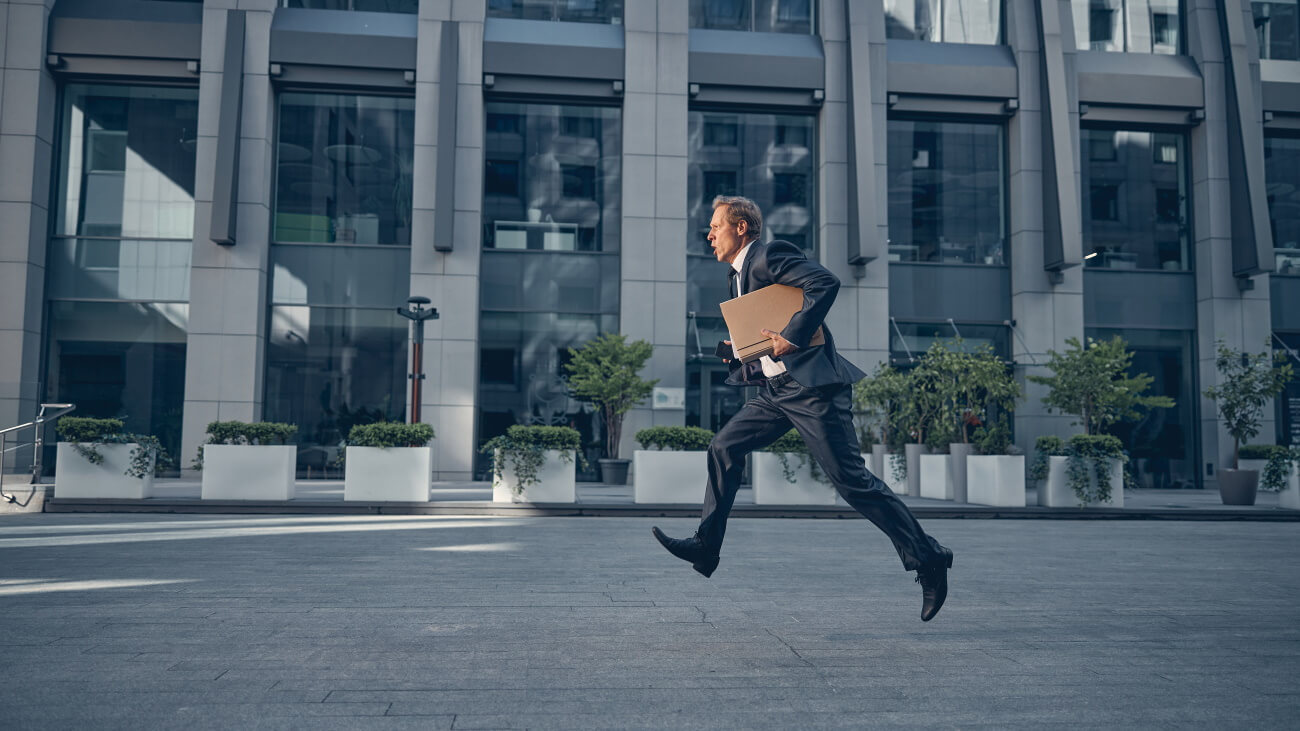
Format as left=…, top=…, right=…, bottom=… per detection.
left=761, top=329, right=798, bottom=357
left=722, top=339, right=731, bottom=363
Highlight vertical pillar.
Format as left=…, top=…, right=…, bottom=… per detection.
left=181, top=0, right=278, bottom=470
left=618, top=0, right=689, bottom=457
left=0, top=0, right=57, bottom=472
left=1008, top=0, right=1086, bottom=453
left=410, top=0, right=483, bottom=480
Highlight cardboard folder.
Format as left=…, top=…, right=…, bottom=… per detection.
left=719, top=284, right=824, bottom=363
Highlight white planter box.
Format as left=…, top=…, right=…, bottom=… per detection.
left=869, top=444, right=887, bottom=480
left=919, top=454, right=953, bottom=500
left=633, top=450, right=706, bottom=504
left=492, top=449, right=576, bottom=503
left=55, top=442, right=155, bottom=499
left=343, top=446, right=432, bottom=502
left=966, top=455, right=1026, bottom=507
left=881, top=452, right=906, bottom=494
left=903, top=444, right=927, bottom=496
left=1280, top=465, right=1300, bottom=510
left=1040, top=455, right=1123, bottom=508
left=752, top=452, right=837, bottom=505
left=201, top=444, right=296, bottom=501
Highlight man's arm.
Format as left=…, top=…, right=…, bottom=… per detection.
left=761, top=241, right=840, bottom=349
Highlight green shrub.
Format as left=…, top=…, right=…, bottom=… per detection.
left=192, top=421, right=299, bottom=470
left=480, top=425, right=587, bottom=493
left=1063, top=434, right=1126, bottom=505
left=1028, top=435, right=1066, bottom=483
left=761, top=429, right=827, bottom=485
left=55, top=416, right=167, bottom=479
left=1239, top=444, right=1288, bottom=461
left=973, top=418, right=1013, bottom=456
left=634, top=426, right=713, bottom=451
left=347, top=422, right=435, bottom=449
left=1258, top=446, right=1300, bottom=493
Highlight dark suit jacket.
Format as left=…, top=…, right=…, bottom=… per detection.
left=723, top=239, right=868, bottom=389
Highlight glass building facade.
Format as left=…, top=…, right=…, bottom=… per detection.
left=1072, top=0, right=1182, bottom=54
left=1082, top=128, right=1189, bottom=270
left=884, top=0, right=1002, bottom=44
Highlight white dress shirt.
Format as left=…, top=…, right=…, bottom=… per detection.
left=730, top=241, right=790, bottom=377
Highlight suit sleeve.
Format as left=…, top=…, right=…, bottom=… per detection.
left=762, top=242, right=839, bottom=349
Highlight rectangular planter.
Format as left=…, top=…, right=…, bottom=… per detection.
left=881, top=452, right=906, bottom=494
left=633, top=450, right=706, bottom=504
left=492, top=449, right=577, bottom=503
left=752, top=452, right=837, bottom=505
left=55, top=442, right=154, bottom=499
left=344, top=446, right=432, bottom=502
left=1040, top=455, right=1123, bottom=508
left=966, top=455, right=1026, bottom=507
left=919, top=454, right=953, bottom=500
left=201, top=444, right=296, bottom=501
left=1280, top=465, right=1300, bottom=510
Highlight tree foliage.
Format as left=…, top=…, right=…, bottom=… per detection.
left=1027, top=336, right=1173, bottom=436
left=1201, top=341, right=1293, bottom=469
left=563, top=333, right=659, bottom=460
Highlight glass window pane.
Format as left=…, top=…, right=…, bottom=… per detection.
left=888, top=322, right=1010, bottom=366
left=690, top=0, right=813, bottom=33
left=265, top=307, right=409, bottom=474
left=1265, top=135, right=1300, bottom=275
left=270, top=244, right=411, bottom=307
left=57, top=85, right=198, bottom=239
left=1073, top=0, right=1182, bottom=54
left=482, top=102, right=622, bottom=252
left=1254, top=1, right=1300, bottom=60
left=1276, top=333, right=1300, bottom=446
left=1082, top=129, right=1189, bottom=270
left=274, top=93, right=415, bottom=245
left=286, top=0, right=419, bottom=11
left=885, top=0, right=1001, bottom=44
left=48, top=238, right=192, bottom=302
left=480, top=251, right=619, bottom=313
left=887, top=119, right=1006, bottom=265
left=46, top=301, right=189, bottom=470
left=486, top=0, right=624, bottom=23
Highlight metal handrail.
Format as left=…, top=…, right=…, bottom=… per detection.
left=1, top=403, right=75, bottom=504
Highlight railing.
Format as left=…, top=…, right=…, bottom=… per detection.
left=0, top=404, right=76, bottom=505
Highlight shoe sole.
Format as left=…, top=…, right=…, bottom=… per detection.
left=692, top=558, right=719, bottom=578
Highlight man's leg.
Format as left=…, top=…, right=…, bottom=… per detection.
left=773, top=381, right=945, bottom=571
left=696, top=392, right=792, bottom=552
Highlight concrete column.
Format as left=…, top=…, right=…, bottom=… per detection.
left=0, top=0, right=57, bottom=472
left=1187, top=0, right=1277, bottom=480
left=829, top=0, right=889, bottom=376
left=1007, top=0, right=1086, bottom=453
left=409, top=0, right=482, bottom=480
left=618, top=0, right=690, bottom=457
left=181, top=0, right=278, bottom=470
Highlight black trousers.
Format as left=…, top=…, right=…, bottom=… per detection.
left=698, top=377, right=945, bottom=572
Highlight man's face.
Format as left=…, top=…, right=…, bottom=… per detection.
left=708, top=206, right=748, bottom=264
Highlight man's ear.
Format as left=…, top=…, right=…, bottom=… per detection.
left=735, top=220, right=747, bottom=238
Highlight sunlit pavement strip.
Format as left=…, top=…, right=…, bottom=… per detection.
left=1, top=513, right=1298, bottom=729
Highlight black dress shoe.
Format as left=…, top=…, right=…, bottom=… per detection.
left=916, top=547, right=953, bottom=622
left=651, top=526, right=720, bottom=578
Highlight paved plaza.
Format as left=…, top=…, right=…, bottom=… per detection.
left=1, top=512, right=1298, bottom=729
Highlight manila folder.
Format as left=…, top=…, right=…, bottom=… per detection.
left=719, top=283, right=824, bottom=363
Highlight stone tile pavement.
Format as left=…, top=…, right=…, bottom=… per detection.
left=1, top=513, right=1298, bottom=728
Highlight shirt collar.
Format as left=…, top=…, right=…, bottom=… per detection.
left=731, top=240, right=756, bottom=274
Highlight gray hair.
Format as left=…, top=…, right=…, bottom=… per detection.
left=712, top=195, right=763, bottom=242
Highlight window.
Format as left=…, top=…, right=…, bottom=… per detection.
left=1265, top=135, right=1300, bottom=275
left=773, top=173, right=808, bottom=206
left=1073, top=0, right=1182, bottom=54
left=1254, top=1, right=1300, bottom=61
left=487, top=0, right=624, bottom=24
left=884, top=0, right=1001, bottom=45
left=689, top=0, right=814, bottom=34
left=485, top=160, right=521, bottom=196
left=1082, top=129, right=1190, bottom=270
left=889, top=322, right=1010, bottom=367
left=887, top=119, right=1006, bottom=265
left=1089, top=132, right=1117, bottom=161
left=273, top=93, right=415, bottom=246
left=703, top=120, right=739, bottom=146
left=702, top=170, right=738, bottom=199
left=284, top=0, right=418, bottom=11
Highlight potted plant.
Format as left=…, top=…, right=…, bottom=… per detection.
left=563, top=333, right=659, bottom=485
left=54, top=417, right=167, bottom=499
left=1202, top=341, right=1293, bottom=506
left=632, top=426, right=713, bottom=504
left=940, top=343, right=1023, bottom=503
left=482, top=425, right=586, bottom=503
left=1263, top=447, right=1300, bottom=510
left=342, top=422, right=435, bottom=502
left=195, top=421, right=298, bottom=501
left=1033, top=434, right=1127, bottom=507
left=965, top=417, right=1026, bottom=507
left=853, top=364, right=908, bottom=488
left=752, top=430, right=837, bottom=506
left=886, top=342, right=952, bottom=497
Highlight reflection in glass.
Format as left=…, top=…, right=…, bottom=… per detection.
left=1254, top=1, right=1300, bottom=60
left=57, top=85, right=198, bottom=240
left=689, top=0, right=814, bottom=34
left=482, top=103, right=622, bottom=252
left=884, top=0, right=1001, bottom=44
left=265, top=307, right=408, bottom=476
left=888, top=322, right=1009, bottom=367
left=270, top=245, right=410, bottom=307
left=1276, top=333, right=1300, bottom=446
left=45, top=301, right=189, bottom=473
left=1082, top=129, right=1189, bottom=270
left=274, top=93, right=415, bottom=245
left=1072, top=0, right=1181, bottom=54
left=1265, top=136, right=1300, bottom=275
left=480, top=251, right=619, bottom=313
left=1088, top=328, right=1198, bottom=488
left=48, top=239, right=191, bottom=302
left=887, top=119, right=1005, bottom=265
left=285, top=0, right=419, bottom=11
left=487, top=0, right=624, bottom=23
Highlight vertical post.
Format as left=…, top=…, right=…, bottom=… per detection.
left=397, top=297, right=439, bottom=425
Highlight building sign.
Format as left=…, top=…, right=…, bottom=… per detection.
left=653, top=387, right=685, bottom=410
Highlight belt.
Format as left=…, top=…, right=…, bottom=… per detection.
left=766, top=372, right=796, bottom=387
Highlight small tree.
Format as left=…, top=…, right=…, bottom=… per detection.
left=1027, top=336, right=1173, bottom=436
left=1202, top=341, right=1293, bottom=470
left=942, top=342, right=1023, bottom=445
left=563, top=333, right=659, bottom=461
left=852, top=363, right=909, bottom=446
left=893, top=341, right=958, bottom=450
